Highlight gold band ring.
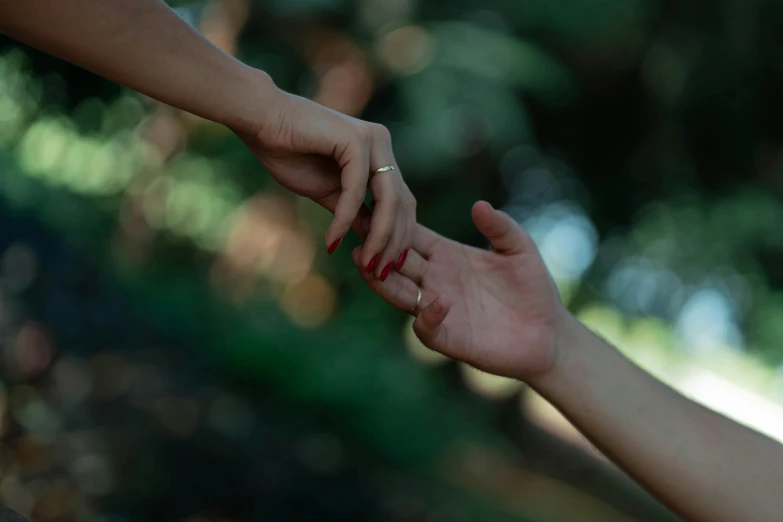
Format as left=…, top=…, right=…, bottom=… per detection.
left=411, top=287, right=422, bottom=314
left=371, top=165, right=396, bottom=179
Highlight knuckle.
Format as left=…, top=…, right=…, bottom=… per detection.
left=405, top=193, right=417, bottom=212
left=353, top=123, right=372, bottom=144
left=372, top=123, right=392, bottom=144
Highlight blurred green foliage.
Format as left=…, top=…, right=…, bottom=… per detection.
left=2, top=0, right=783, bottom=520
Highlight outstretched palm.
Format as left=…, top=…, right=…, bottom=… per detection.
left=354, top=201, right=565, bottom=379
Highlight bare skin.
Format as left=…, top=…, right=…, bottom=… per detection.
left=0, top=0, right=415, bottom=271
left=354, top=201, right=783, bottom=522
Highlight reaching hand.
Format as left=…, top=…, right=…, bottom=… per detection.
left=353, top=201, right=565, bottom=379
left=235, top=83, right=415, bottom=279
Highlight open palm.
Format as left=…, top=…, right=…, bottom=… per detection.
left=354, top=201, right=566, bottom=379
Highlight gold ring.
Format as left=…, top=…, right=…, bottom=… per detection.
left=371, top=165, right=396, bottom=179
left=410, top=287, right=422, bottom=314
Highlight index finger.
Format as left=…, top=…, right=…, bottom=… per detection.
left=325, top=130, right=371, bottom=250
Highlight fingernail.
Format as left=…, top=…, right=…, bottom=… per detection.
left=380, top=262, right=394, bottom=282
left=365, top=253, right=380, bottom=273
left=327, top=238, right=342, bottom=254
left=396, top=249, right=409, bottom=271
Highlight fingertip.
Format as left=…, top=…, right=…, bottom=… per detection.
left=431, top=295, right=451, bottom=321
left=421, top=295, right=450, bottom=327
left=472, top=200, right=493, bottom=213
left=471, top=200, right=495, bottom=226
left=379, top=261, right=394, bottom=282
left=325, top=222, right=348, bottom=251
left=435, top=295, right=452, bottom=316
left=327, top=236, right=343, bottom=255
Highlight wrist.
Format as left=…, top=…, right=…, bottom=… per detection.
left=220, top=66, right=283, bottom=135
left=525, top=309, right=587, bottom=392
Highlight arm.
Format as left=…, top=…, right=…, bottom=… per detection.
left=532, top=314, right=783, bottom=522
left=0, top=0, right=416, bottom=267
left=353, top=201, right=783, bottom=522
left=0, top=0, right=269, bottom=132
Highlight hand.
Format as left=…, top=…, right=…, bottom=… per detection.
left=0, top=0, right=413, bottom=277
left=234, top=78, right=415, bottom=279
left=365, top=204, right=783, bottom=522
left=352, top=201, right=565, bottom=379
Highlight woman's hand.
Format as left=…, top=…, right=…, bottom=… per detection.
left=0, top=0, right=414, bottom=275
left=352, top=201, right=564, bottom=379
left=235, top=83, right=415, bottom=279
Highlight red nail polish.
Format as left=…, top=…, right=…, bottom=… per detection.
left=380, top=262, right=394, bottom=282
left=366, top=253, right=380, bottom=273
left=327, top=238, right=342, bottom=254
left=396, top=249, right=409, bottom=270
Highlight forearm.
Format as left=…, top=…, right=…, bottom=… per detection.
left=530, top=313, right=783, bottom=522
left=0, top=0, right=275, bottom=131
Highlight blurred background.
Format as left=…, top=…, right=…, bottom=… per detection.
left=1, top=0, right=783, bottom=520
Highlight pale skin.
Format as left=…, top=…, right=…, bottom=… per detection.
left=354, top=201, right=783, bottom=522
left=0, top=0, right=415, bottom=277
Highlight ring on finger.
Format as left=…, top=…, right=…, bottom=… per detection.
left=410, top=287, right=422, bottom=314
left=371, top=165, right=396, bottom=180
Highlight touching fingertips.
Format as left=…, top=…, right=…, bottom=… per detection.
left=365, top=253, right=380, bottom=273
left=396, top=249, right=409, bottom=271
left=327, top=237, right=343, bottom=254
left=380, top=262, right=394, bottom=282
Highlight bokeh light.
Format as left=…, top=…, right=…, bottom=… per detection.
left=1, top=2, right=783, bottom=520
left=377, top=26, right=435, bottom=76
left=280, top=274, right=336, bottom=328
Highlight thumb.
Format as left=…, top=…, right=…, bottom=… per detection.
left=412, top=295, right=451, bottom=347
left=471, top=201, right=529, bottom=254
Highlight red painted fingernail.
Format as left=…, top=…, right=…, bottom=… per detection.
left=327, top=238, right=342, bottom=254
left=396, top=249, right=409, bottom=271
left=380, top=262, right=394, bottom=282
left=365, top=253, right=380, bottom=273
